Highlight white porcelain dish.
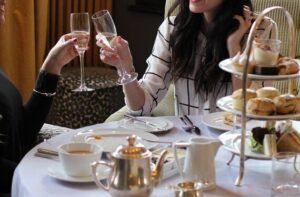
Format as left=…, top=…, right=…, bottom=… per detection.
left=72, top=128, right=159, bottom=152
left=218, top=131, right=271, bottom=160
left=47, top=163, right=110, bottom=183
left=202, top=112, right=263, bottom=131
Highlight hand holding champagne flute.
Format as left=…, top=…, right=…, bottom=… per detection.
left=70, top=12, right=93, bottom=92
left=92, top=10, right=138, bottom=85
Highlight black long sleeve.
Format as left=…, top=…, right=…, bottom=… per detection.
left=0, top=69, right=59, bottom=162
left=0, top=69, right=59, bottom=193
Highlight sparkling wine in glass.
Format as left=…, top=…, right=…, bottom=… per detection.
left=91, top=10, right=138, bottom=85
left=70, top=12, right=94, bottom=92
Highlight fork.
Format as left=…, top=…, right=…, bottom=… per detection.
left=183, top=115, right=201, bottom=135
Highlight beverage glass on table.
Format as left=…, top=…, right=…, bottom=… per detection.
left=271, top=152, right=300, bottom=197
left=91, top=10, right=138, bottom=85
left=70, top=12, right=94, bottom=92
left=58, top=142, right=103, bottom=177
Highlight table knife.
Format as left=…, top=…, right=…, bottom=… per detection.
left=124, top=114, right=162, bottom=130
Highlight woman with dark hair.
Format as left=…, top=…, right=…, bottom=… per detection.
left=98, top=0, right=276, bottom=116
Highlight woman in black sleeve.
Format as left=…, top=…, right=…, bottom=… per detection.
left=0, top=0, right=79, bottom=194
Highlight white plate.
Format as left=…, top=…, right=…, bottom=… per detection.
left=219, top=121, right=300, bottom=160
left=217, top=96, right=300, bottom=120
left=202, top=112, right=263, bottom=131
left=219, top=131, right=270, bottom=160
left=72, top=128, right=160, bottom=152
left=47, top=163, right=110, bottom=183
left=219, top=58, right=300, bottom=80
left=120, top=117, right=174, bottom=134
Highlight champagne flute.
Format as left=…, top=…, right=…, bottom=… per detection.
left=91, top=10, right=138, bottom=85
left=70, top=12, right=94, bottom=92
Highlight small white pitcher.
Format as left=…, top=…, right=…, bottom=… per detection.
left=173, top=136, right=221, bottom=191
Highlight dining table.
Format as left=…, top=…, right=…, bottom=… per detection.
left=12, top=115, right=273, bottom=197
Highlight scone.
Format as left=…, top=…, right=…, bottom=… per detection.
left=277, top=57, right=299, bottom=75
left=246, top=98, right=276, bottom=115
left=232, top=88, right=257, bottom=111
left=256, top=87, right=281, bottom=99
left=273, top=94, right=299, bottom=114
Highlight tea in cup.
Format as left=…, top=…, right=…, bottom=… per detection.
left=58, top=142, right=103, bottom=177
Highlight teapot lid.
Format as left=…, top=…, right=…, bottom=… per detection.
left=114, top=135, right=150, bottom=158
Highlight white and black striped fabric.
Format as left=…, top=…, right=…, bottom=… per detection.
left=128, top=16, right=277, bottom=116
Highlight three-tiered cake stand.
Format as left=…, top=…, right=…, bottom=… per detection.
left=217, top=6, right=299, bottom=186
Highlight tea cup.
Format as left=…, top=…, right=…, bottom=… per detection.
left=58, top=142, right=103, bottom=177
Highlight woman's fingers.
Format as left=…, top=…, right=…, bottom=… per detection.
left=233, top=12, right=251, bottom=31
left=243, top=5, right=255, bottom=21
left=63, top=33, right=75, bottom=41
left=97, top=39, right=115, bottom=52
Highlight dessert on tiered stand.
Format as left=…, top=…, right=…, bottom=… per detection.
left=217, top=6, right=300, bottom=186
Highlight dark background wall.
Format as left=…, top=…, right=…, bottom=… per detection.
left=113, top=0, right=165, bottom=77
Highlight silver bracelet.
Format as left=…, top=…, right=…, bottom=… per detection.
left=33, top=89, right=56, bottom=97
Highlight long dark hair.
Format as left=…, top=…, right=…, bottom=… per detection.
left=168, top=0, right=252, bottom=100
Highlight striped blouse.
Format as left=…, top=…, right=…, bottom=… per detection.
left=127, top=16, right=277, bottom=116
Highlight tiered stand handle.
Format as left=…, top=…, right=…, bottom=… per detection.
left=236, top=6, right=295, bottom=186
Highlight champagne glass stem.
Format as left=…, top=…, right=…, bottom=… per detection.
left=79, top=51, right=86, bottom=88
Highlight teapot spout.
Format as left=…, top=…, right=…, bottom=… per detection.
left=151, top=149, right=168, bottom=185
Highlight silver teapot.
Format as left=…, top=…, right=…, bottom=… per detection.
left=91, top=135, right=168, bottom=197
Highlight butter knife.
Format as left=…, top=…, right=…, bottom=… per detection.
left=124, top=114, right=162, bottom=131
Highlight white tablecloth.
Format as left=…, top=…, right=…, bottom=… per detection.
left=12, top=116, right=272, bottom=197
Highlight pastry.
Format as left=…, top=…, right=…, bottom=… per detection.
left=223, top=112, right=234, bottom=126
left=246, top=97, right=276, bottom=115
left=273, top=94, right=300, bottom=114
left=277, top=131, right=300, bottom=152
left=256, top=87, right=281, bottom=99
left=231, top=51, right=255, bottom=73
left=277, top=57, right=299, bottom=75
left=231, top=88, right=257, bottom=111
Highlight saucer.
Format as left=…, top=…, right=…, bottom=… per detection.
left=47, top=163, right=110, bottom=183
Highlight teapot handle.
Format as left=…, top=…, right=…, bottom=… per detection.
left=91, top=160, right=114, bottom=191
left=173, top=142, right=189, bottom=179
